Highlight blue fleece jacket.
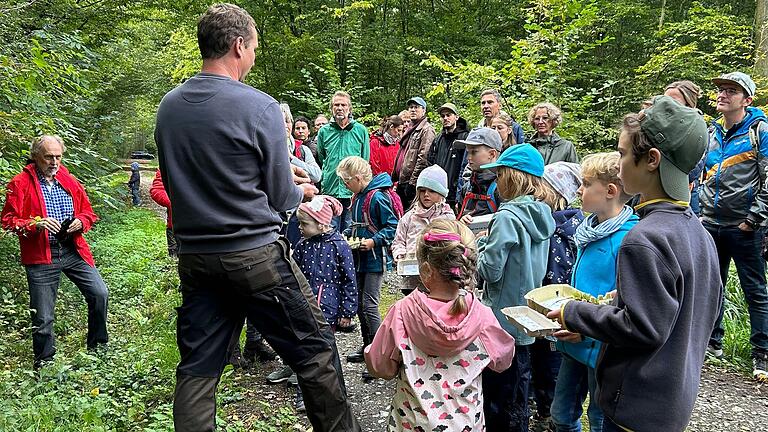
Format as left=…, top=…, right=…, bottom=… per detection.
left=556, top=213, right=638, bottom=368
left=477, top=195, right=555, bottom=345
left=346, top=173, right=400, bottom=273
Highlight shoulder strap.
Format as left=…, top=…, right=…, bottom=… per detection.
left=488, top=182, right=498, bottom=209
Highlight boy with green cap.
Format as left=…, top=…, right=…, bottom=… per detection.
left=548, top=96, right=722, bottom=432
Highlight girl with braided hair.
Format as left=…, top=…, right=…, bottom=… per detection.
left=365, top=219, right=516, bottom=432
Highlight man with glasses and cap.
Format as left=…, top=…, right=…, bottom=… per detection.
left=699, top=71, right=768, bottom=382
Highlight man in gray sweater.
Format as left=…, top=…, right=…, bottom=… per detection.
left=549, top=96, right=722, bottom=432
left=154, top=4, right=359, bottom=431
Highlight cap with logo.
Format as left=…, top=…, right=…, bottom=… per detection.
left=407, top=96, right=427, bottom=110
left=712, top=72, right=756, bottom=97
left=640, top=95, right=708, bottom=202
left=453, top=127, right=502, bottom=151
left=480, top=143, right=545, bottom=178
left=438, top=103, right=458, bottom=115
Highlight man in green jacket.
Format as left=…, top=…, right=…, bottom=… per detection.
left=317, top=91, right=370, bottom=231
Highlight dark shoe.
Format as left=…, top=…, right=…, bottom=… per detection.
left=530, top=412, right=555, bottom=432
left=294, top=390, right=306, bottom=413
left=754, top=352, right=768, bottom=382
left=336, top=322, right=357, bottom=333
left=227, top=345, right=248, bottom=369
left=286, top=372, right=298, bottom=387
left=243, top=339, right=277, bottom=362
left=266, top=365, right=294, bottom=384
left=361, top=370, right=375, bottom=382
left=346, top=347, right=365, bottom=363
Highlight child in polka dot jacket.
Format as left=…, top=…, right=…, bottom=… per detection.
left=293, top=195, right=358, bottom=330
left=365, top=219, right=515, bottom=432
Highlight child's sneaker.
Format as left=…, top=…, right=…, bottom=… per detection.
left=753, top=352, right=768, bottom=382
left=530, top=412, right=555, bottom=432
left=706, top=344, right=723, bottom=359
left=294, top=390, right=306, bottom=413
left=243, top=339, right=277, bottom=362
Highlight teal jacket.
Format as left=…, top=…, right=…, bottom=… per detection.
left=345, top=173, right=399, bottom=273
left=477, top=196, right=555, bottom=345
left=556, top=214, right=638, bottom=368
left=317, top=118, right=370, bottom=198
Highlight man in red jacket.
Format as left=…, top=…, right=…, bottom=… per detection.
left=1, top=135, right=109, bottom=369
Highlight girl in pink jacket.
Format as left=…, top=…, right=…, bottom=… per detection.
left=392, top=165, right=456, bottom=295
left=365, top=219, right=516, bottom=432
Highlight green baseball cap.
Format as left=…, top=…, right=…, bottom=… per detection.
left=640, top=95, right=708, bottom=202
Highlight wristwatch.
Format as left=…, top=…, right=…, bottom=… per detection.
left=745, top=219, right=758, bottom=230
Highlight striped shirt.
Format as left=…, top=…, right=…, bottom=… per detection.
left=37, top=169, right=74, bottom=243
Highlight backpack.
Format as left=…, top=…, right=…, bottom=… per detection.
left=360, top=187, right=404, bottom=234
left=458, top=181, right=498, bottom=219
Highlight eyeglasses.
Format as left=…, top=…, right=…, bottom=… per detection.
left=341, top=176, right=354, bottom=184
left=717, top=87, right=742, bottom=96
left=533, top=116, right=550, bottom=123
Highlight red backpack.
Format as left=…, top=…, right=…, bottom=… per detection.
left=359, top=187, right=404, bottom=233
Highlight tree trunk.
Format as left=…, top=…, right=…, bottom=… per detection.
left=756, top=0, right=768, bottom=77
left=658, top=0, right=666, bottom=30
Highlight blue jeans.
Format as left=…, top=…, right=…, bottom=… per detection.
left=704, top=223, right=768, bottom=356
left=551, top=355, right=603, bottom=432
left=25, top=243, right=109, bottom=366
left=131, top=186, right=141, bottom=205
left=483, top=344, right=531, bottom=432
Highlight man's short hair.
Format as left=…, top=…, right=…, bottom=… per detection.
left=30, top=135, right=65, bottom=158
left=480, top=89, right=502, bottom=102
left=197, top=3, right=256, bottom=60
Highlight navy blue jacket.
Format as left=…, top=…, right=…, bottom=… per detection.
left=543, top=208, right=584, bottom=285
left=293, top=231, right=358, bottom=325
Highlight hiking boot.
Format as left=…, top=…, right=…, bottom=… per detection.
left=346, top=347, right=364, bottom=363
left=266, top=365, right=294, bottom=384
left=707, top=344, right=724, bottom=359
left=227, top=345, right=248, bottom=369
left=294, top=390, right=306, bottom=413
left=754, top=353, right=768, bottom=382
left=530, top=412, right=555, bottom=432
left=243, top=339, right=277, bottom=362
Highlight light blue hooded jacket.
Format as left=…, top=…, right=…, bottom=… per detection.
left=477, top=195, right=555, bottom=345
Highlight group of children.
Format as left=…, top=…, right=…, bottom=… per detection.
left=276, top=95, right=720, bottom=432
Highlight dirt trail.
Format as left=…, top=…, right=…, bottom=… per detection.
left=135, top=173, right=768, bottom=431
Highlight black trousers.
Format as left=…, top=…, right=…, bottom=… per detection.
left=172, top=238, right=360, bottom=432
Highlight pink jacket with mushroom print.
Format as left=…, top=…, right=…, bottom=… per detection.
left=364, top=290, right=515, bottom=431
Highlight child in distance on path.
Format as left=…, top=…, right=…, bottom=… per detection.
left=338, top=156, right=400, bottom=378
left=548, top=96, right=722, bottom=432
left=392, top=165, right=456, bottom=295
left=549, top=152, right=638, bottom=432
left=128, top=162, right=141, bottom=205
left=365, top=219, right=516, bottom=432
left=476, top=144, right=556, bottom=432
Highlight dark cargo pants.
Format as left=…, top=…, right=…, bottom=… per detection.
left=172, top=238, right=360, bottom=432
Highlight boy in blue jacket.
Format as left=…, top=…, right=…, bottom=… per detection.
left=549, top=97, right=722, bottom=432
left=550, top=152, right=638, bottom=432
left=337, top=156, right=399, bottom=380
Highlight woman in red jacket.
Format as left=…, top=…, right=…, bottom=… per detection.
left=369, top=115, right=404, bottom=176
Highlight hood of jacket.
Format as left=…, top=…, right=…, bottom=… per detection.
left=400, top=290, right=487, bottom=357
left=712, top=106, right=768, bottom=141
left=498, top=195, right=555, bottom=243
left=362, top=172, right=393, bottom=193
left=553, top=208, right=583, bottom=237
